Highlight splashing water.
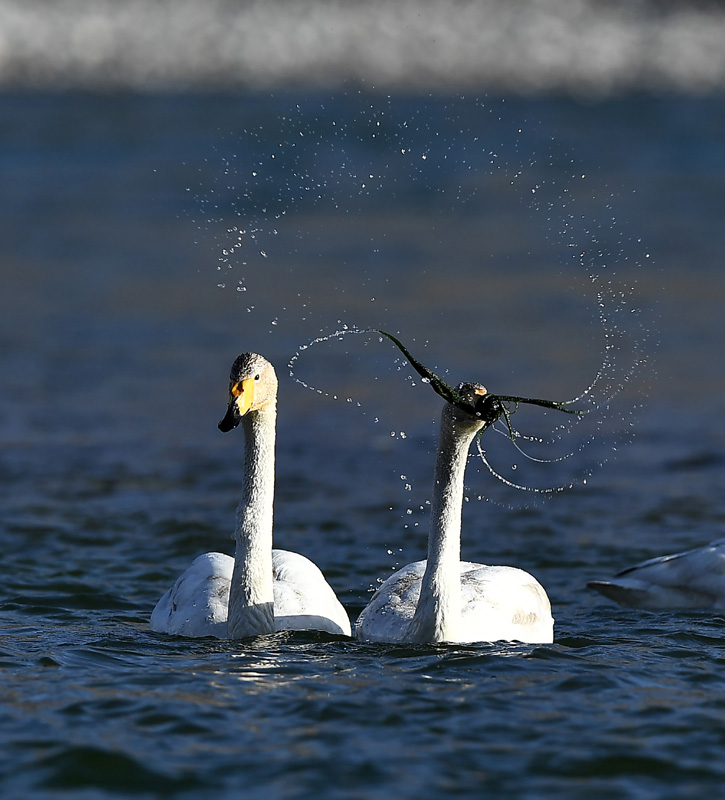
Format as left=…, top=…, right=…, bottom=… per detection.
left=288, top=313, right=647, bottom=501
left=190, top=95, right=653, bottom=502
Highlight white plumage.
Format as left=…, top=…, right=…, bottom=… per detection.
left=150, top=353, right=351, bottom=639
left=355, top=381, right=553, bottom=645
left=151, top=550, right=351, bottom=637
left=356, top=559, right=552, bottom=644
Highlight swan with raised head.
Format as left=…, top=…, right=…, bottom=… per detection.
left=355, top=381, right=554, bottom=645
left=589, top=538, right=725, bottom=610
left=150, top=353, right=351, bottom=639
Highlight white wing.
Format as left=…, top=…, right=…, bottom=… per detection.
left=355, top=561, right=426, bottom=643
left=150, top=552, right=232, bottom=638
left=458, top=563, right=554, bottom=643
left=271, top=550, right=351, bottom=635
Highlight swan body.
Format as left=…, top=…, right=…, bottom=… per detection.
left=355, top=382, right=553, bottom=645
left=150, top=550, right=350, bottom=637
left=356, top=559, right=552, bottom=644
left=150, top=353, right=351, bottom=639
left=588, top=537, right=725, bottom=610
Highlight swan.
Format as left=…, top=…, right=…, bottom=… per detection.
left=588, top=538, right=725, bottom=610
left=150, top=352, right=351, bottom=639
left=355, top=381, right=554, bottom=644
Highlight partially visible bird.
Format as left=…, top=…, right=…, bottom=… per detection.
left=589, top=538, right=725, bottom=610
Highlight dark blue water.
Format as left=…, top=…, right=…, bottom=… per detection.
left=2, top=90, right=725, bottom=799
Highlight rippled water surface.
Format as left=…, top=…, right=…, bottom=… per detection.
left=2, top=90, right=725, bottom=799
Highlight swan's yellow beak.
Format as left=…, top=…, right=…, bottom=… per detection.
left=232, top=378, right=256, bottom=415
left=218, top=377, right=256, bottom=432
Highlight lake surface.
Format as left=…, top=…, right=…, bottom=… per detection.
left=1, top=88, right=725, bottom=799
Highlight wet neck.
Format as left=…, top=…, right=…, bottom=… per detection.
left=407, top=405, right=481, bottom=643
left=228, top=405, right=276, bottom=639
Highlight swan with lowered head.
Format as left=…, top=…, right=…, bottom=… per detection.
left=150, top=353, right=351, bottom=639
left=355, top=380, right=554, bottom=644
left=589, top=538, right=725, bottom=610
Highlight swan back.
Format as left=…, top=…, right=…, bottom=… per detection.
left=356, top=560, right=553, bottom=644
left=151, top=550, right=352, bottom=637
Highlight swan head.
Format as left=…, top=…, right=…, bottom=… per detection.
left=448, top=381, right=489, bottom=432
left=455, top=381, right=488, bottom=406
left=218, top=353, right=278, bottom=432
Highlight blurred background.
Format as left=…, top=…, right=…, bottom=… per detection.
left=1, top=0, right=724, bottom=93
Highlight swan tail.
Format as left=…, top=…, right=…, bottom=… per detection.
left=587, top=580, right=653, bottom=608
left=587, top=579, right=714, bottom=610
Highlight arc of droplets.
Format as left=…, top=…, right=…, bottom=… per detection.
left=288, top=326, right=609, bottom=495
left=375, top=329, right=601, bottom=494
left=287, top=325, right=370, bottom=406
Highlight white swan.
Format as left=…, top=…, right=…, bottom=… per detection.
left=355, top=381, right=554, bottom=644
left=588, top=537, right=725, bottom=610
left=150, top=353, right=351, bottom=639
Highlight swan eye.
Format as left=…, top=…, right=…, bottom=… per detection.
left=254, top=374, right=261, bottom=381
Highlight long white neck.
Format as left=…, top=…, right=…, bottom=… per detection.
left=227, top=403, right=277, bottom=638
left=406, top=404, right=483, bottom=643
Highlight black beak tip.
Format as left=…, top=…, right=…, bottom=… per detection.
left=218, top=404, right=241, bottom=433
